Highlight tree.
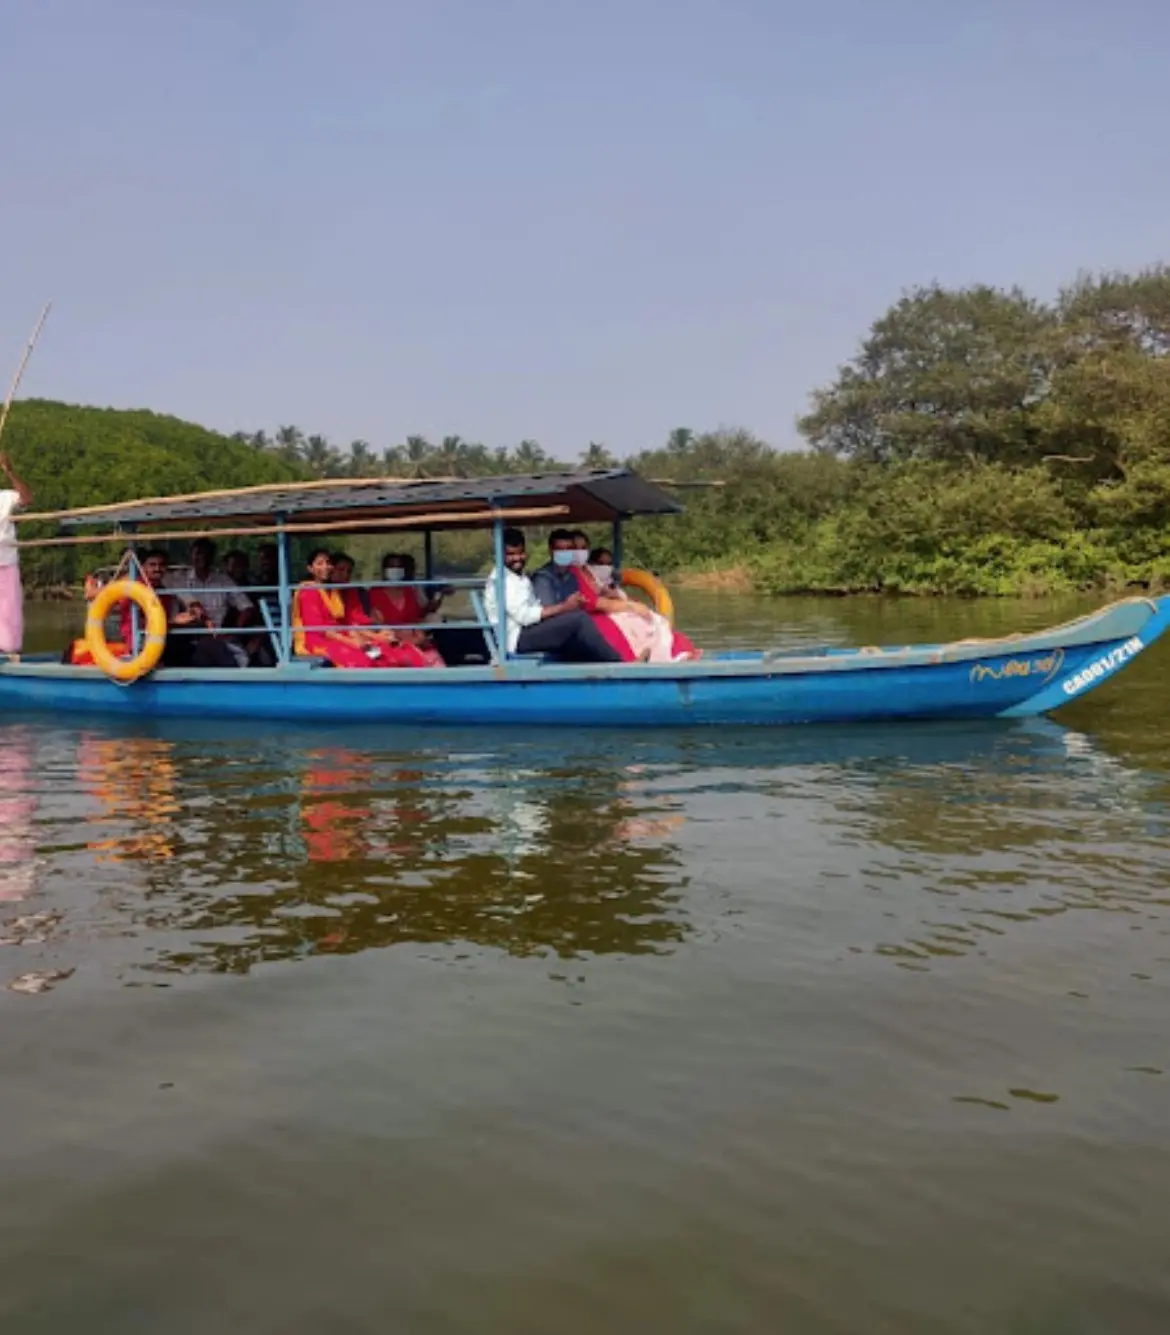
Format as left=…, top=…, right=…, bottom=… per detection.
left=580, top=441, right=617, bottom=469
left=1059, top=265, right=1170, bottom=357
left=303, top=434, right=340, bottom=477
left=401, top=435, right=434, bottom=478
left=5, top=399, right=304, bottom=589
left=274, top=424, right=305, bottom=464
left=513, top=439, right=550, bottom=471
left=434, top=435, right=470, bottom=476
left=798, top=284, right=1056, bottom=466
left=348, top=439, right=376, bottom=476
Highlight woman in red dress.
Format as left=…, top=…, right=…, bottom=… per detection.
left=368, top=552, right=445, bottom=667
left=293, top=549, right=434, bottom=668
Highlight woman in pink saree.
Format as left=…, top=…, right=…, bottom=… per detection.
left=569, top=534, right=701, bottom=664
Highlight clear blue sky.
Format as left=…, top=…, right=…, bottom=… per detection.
left=2, top=0, right=1167, bottom=459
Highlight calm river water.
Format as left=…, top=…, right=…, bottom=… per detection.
left=3, top=594, right=1170, bottom=1334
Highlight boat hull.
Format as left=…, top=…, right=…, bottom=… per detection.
left=2, top=596, right=1166, bottom=727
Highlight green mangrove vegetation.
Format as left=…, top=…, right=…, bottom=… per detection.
left=9, top=265, right=1170, bottom=596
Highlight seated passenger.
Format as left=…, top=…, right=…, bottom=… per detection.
left=330, top=551, right=371, bottom=620
left=483, top=528, right=623, bottom=663
left=368, top=552, right=445, bottom=667
left=327, top=549, right=443, bottom=665
left=292, top=549, right=438, bottom=668
left=74, top=548, right=241, bottom=669
left=66, top=570, right=124, bottom=664
left=246, top=542, right=282, bottom=666
left=369, top=552, right=443, bottom=626
left=530, top=528, right=582, bottom=611
left=574, top=537, right=701, bottom=663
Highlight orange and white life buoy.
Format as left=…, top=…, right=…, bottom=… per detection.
left=85, top=579, right=167, bottom=682
left=620, top=568, right=674, bottom=624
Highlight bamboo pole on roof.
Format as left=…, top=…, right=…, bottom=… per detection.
left=12, top=503, right=572, bottom=550
left=13, top=473, right=463, bottom=525
left=0, top=303, right=52, bottom=451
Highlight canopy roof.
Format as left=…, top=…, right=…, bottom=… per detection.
left=47, top=470, right=684, bottom=532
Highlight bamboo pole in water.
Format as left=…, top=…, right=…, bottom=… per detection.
left=0, top=302, right=52, bottom=451
left=13, top=503, right=572, bottom=549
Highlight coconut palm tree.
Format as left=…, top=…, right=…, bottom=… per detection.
left=303, top=434, right=340, bottom=477
left=434, top=434, right=469, bottom=476
left=348, top=439, right=376, bottom=477
left=274, top=424, right=304, bottom=463
left=402, top=435, right=434, bottom=478
left=580, top=441, right=617, bottom=470
left=513, top=439, right=550, bottom=471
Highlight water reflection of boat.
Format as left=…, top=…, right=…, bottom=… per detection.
left=88, top=722, right=696, bottom=978
left=15, top=711, right=1167, bottom=983
left=0, top=726, right=37, bottom=903
left=79, top=734, right=179, bottom=863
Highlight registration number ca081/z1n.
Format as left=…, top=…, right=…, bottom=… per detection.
left=1062, top=637, right=1144, bottom=696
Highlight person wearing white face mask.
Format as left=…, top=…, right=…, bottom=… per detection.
left=577, top=544, right=702, bottom=664
left=368, top=552, right=447, bottom=666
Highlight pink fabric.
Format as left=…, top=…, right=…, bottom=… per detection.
left=0, top=564, right=23, bottom=654
left=570, top=568, right=637, bottom=661
left=571, top=568, right=694, bottom=662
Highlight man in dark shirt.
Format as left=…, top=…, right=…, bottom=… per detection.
left=530, top=529, right=581, bottom=608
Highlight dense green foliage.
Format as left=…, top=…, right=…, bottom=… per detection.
left=14, top=264, right=1170, bottom=596
left=235, top=268, right=1170, bottom=595
left=6, top=401, right=304, bottom=588
left=627, top=267, right=1170, bottom=595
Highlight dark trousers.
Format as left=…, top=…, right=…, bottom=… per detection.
left=516, top=612, right=623, bottom=663
left=430, top=627, right=490, bottom=666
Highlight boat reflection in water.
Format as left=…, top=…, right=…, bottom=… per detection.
left=79, top=735, right=180, bottom=865
left=80, top=724, right=693, bottom=978
left=13, top=713, right=1169, bottom=986
left=0, top=727, right=37, bottom=904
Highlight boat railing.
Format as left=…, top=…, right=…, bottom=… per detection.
left=118, top=575, right=498, bottom=663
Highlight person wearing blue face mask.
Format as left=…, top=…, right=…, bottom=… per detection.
left=484, top=529, right=623, bottom=662
left=530, top=528, right=582, bottom=609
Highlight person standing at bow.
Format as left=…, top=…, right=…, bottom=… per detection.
left=0, top=453, right=31, bottom=657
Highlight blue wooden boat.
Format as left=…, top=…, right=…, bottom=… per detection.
left=3, top=471, right=1166, bottom=727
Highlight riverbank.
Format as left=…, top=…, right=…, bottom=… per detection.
left=670, top=556, right=1169, bottom=600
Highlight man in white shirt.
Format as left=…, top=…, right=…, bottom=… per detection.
left=168, top=538, right=255, bottom=667
left=169, top=538, right=254, bottom=627
left=483, top=528, right=623, bottom=662
left=0, top=452, right=31, bottom=656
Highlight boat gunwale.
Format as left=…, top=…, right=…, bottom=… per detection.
left=3, top=595, right=1164, bottom=686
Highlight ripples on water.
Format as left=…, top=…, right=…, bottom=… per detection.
left=3, top=595, right=1170, bottom=1333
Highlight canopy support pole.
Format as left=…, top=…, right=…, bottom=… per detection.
left=122, top=526, right=142, bottom=656
left=423, top=529, right=434, bottom=582
left=492, top=518, right=508, bottom=664
left=276, top=516, right=292, bottom=665
left=612, top=518, right=624, bottom=572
